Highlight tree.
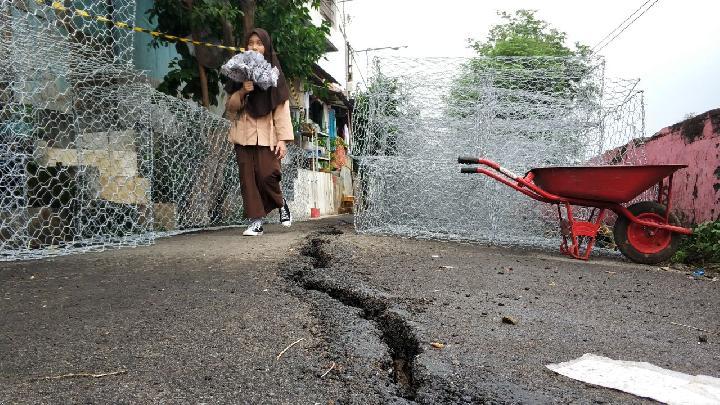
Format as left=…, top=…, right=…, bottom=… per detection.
left=254, top=0, right=331, bottom=84
left=461, top=10, right=593, bottom=98
left=351, top=68, right=402, bottom=158
left=448, top=10, right=596, bottom=119
left=468, top=10, right=590, bottom=58
left=147, top=0, right=329, bottom=107
left=446, top=10, right=599, bottom=167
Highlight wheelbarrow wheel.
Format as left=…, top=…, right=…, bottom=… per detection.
left=613, top=201, right=682, bottom=264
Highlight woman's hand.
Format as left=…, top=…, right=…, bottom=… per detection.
left=225, top=91, right=244, bottom=116
left=272, top=140, right=288, bottom=160
left=243, top=81, right=254, bottom=93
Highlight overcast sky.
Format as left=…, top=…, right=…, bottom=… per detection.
left=342, top=0, right=720, bottom=135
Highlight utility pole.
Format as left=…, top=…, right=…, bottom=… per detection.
left=346, top=42, right=353, bottom=97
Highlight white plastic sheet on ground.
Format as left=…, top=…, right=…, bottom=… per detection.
left=547, top=353, right=720, bottom=405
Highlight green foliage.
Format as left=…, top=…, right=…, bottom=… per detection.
left=255, top=0, right=330, bottom=81
left=148, top=0, right=240, bottom=41
left=451, top=9, right=594, bottom=110
left=468, top=10, right=590, bottom=58
left=672, top=220, right=720, bottom=266
left=157, top=46, right=223, bottom=105
left=147, top=0, right=240, bottom=106
left=290, top=113, right=302, bottom=136
left=146, top=0, right=329, bottom=107
left=352, top=68, right=401, bottom=157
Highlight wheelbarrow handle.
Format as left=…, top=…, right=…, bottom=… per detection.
left=459, top=157, right=521, bottom=180
left=460, top=165, right=518, bottom=177
left=458, top=156, right=481, bottom=165
left=458, top=157, right=502, bottom=171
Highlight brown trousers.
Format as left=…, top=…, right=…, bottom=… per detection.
left=234, top=145, right=283, bottom=219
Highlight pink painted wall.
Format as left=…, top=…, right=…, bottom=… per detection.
left=628, top=109, right=719, bottom=224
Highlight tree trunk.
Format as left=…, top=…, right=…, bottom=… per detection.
left=197, top=63, right=210, bottom=107
left=239, top=0, right=256, bottom=41
left=182, top=0, right=210, bottom=108
left=220, top=18, right=236, bottom=57
left=189, top=23, right=211, bottom=108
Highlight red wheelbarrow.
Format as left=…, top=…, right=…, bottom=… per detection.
left=458, top=157, right=693, bottom=264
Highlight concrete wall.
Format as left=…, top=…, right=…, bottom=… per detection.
left=275, top=169, right=336, bottom=223
left=629, top=109, right=719, bottom=224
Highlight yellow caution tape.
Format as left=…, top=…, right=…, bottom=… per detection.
left=34, top=0, right=316, bottom=103
left=50, top=2, right=65, bottom=11
left=35, top=0, right=244, bottom=53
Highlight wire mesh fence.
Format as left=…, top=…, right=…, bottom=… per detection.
left=0, top=0, right=309, bottom=261
left=351, top=56, right=646, bottom=249
left=1, top=1, right=650, bottom=260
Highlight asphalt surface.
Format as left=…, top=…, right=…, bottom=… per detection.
left=1, top=216, right=718, bottom=404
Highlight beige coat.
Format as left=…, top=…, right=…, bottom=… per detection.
left=226, top=94, right=294, bottom=146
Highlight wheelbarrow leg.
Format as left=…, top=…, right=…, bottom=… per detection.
left=557, top=205, right=572, bottom=257
left=556, top=203, right=607, bottom=260
left=657, top=173, right=675, bottom=224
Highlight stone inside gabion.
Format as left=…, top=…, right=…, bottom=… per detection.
left=0, top=2, right=306, bottom=261
left=351, top=56, right=647, bottom=250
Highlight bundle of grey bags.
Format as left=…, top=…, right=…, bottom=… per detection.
left=220, top=50, right=279, bottom=90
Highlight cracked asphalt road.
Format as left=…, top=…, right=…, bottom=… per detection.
left=1, top=216, right=718, bottom=404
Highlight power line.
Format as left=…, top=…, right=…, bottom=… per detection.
left=594, top=0, right=660, bottom=53
left=591, top=0, right=652, bottom=51
left=592, top=0, right=661, bottom=54
left=323, top=1, right=385, bottom=91
left=349, top=47, right=367, bottom=90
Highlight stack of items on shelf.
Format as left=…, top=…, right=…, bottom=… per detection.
left=299, top=122, right=331, bottom=170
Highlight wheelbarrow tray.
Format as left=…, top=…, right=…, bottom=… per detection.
left=530, top=165, right=688, bottom=204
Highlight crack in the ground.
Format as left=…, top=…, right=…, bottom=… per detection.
left=284, top=229, right=538, bottom=404
left=293, top=236, right=422, bottom=401
left=299, top=238, right=333, bottom=269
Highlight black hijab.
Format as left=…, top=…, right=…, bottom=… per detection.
left=225, top=28, right=290, bottom=118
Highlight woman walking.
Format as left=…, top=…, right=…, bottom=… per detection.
left=225, top=28, right=293, bottom=236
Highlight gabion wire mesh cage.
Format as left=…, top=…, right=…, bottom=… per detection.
left=0, top=0, right=310, bottom=261
left=351, top=56, right=646, bottom=249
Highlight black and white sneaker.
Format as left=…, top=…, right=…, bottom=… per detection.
left=279, top=199, right=292, bottom=227
left=243, top=220, right=264, bottom=236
